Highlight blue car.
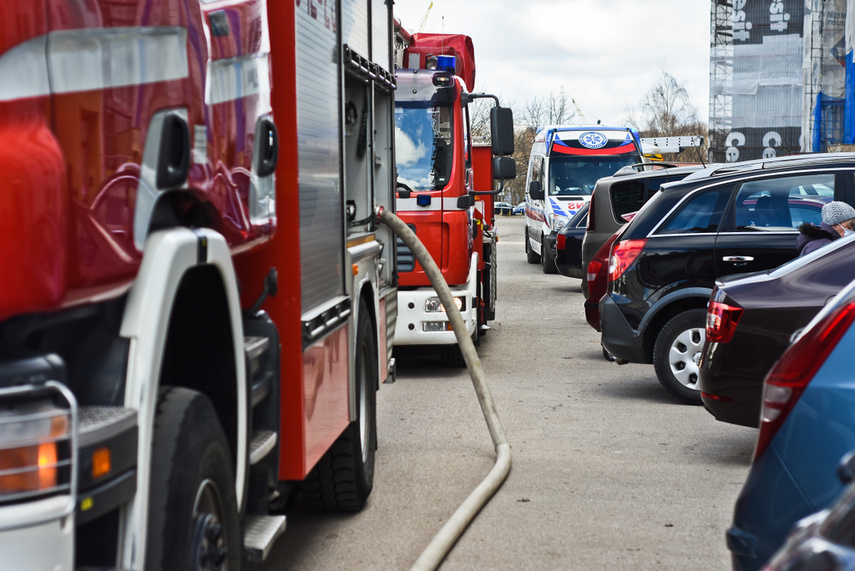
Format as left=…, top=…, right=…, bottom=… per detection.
left=729, top=277, right=855, bottom=570
left=764, top=451, right=855, bottom=570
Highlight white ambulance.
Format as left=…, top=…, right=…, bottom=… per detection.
left=524, top=126, right=644, bottom=273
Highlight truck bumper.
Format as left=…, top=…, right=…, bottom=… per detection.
left=394, top=284, right=477, bottom=345
left=0, top=496, right=74, bottom=570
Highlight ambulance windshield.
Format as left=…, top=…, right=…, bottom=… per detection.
left=548, top=155, right=637, bottom=196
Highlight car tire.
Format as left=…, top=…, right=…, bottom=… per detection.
left=146, top=387, right=241, bottom=571
left=652, top=309, right=706, bottom=405
left=526, top=228, right=540, bottom=264
left=541, top=235, right=558, bottom=274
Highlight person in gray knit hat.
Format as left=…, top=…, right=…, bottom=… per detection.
left=796, top=200, right=855, bottom=256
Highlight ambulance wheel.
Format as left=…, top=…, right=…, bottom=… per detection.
left=147, top=387, right=240, bottom=571
left=541, top=235, right=558, bottom=274
left=526, top=228, right=540, bottom=264
left=301, top=301, right=377, bottom=511
left=653, top=309, right=705, bottom=405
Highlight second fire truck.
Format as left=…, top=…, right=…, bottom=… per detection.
left=393, top=26, right=516, bottom=366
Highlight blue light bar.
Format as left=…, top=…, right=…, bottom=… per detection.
left=436, top=55, right=456, bottom=74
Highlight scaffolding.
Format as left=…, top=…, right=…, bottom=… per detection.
left=708, top=0, right=806, bottom=162
left=804, top=0, right=848, bottom=152
left=709, top=0, right=734, bottom=162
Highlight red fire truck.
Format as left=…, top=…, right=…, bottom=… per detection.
left=0, top=0, right=396, bottom=568
left=393, top=26, right=515, bottom=366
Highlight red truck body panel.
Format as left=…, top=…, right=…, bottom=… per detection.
left=234, top=0, right=351, bottom=480
left=405, top=32, right=476, bottom=89
left=0, top=0, right=273, bottom=321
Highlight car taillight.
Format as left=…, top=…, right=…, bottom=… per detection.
left=556, top=233, right=566, bottom=251
left=587, top=259, right=603, bottom=285
left=706, top=301, right=743, bottom=343
left=608, top=239, right=646, bottom=282
left=754, top=299, right=855, bottom=461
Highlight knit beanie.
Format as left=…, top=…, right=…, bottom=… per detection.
left=821, top=201, right=855, bottom=226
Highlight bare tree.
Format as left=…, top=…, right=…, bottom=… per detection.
left=518, top=89, right=574, bottom=131
left=627, top=70, right=709, bottom=162
left=493, top=90, right=577, bottom=203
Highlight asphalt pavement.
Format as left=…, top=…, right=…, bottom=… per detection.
left=251, top=215, right=757, bottom=570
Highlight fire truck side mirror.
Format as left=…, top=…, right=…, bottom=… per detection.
left=493, top=157, right=516, bottom=181
left=490, top=107, right=514, bottom=156
left=529, top=180, right=544, bottom=200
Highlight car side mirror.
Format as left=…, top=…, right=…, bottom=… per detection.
left=529, top=180, right=544, bottom=200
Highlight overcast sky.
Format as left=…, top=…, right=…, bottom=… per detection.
left=393, top=0, right=711, bottom=127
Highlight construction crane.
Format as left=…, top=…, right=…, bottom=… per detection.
left=418, top=2, right=433, bottom=32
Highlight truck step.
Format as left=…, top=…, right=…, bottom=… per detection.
left=249, top=429, right=277, bottom=465
left=243, top=514, right=287, bottom=563
left=78, top=406, right=137, bottom=448
left=244, top=336, right=269, bottom=378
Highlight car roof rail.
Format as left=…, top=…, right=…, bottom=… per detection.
left=613, top=162, right=704, bottom=177
left=707, top=152, right=855, bottom=177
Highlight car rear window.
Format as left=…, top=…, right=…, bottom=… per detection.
left=610, top=174, right=693, bottom=224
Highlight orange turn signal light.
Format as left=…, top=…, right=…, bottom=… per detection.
left=92, top=447, right=111, bottom=479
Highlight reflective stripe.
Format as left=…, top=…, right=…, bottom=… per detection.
left=0, top=27, right=188, bottom=102
left=0, top=36, right=49, bottom=101
left=207, top=53, right=269, bottom=105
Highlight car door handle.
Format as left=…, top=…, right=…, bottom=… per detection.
left=722, top=255, right=754, bottom=262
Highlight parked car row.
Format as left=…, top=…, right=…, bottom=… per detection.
left=522, top=150, right=855, bottom=570
left=494, top=201, right=525, bottom=216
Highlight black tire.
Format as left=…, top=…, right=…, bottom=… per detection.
left=300, top=302, right=377, bottom=511
left=541, top=236, right=558, bottom=274
left=653, top=309, right=706, bottom=405
left=526, top=228, right=541, bottom=264
left=147, top=387, right=240, bottom=571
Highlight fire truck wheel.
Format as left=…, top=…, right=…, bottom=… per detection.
left=525, top=228, right=541, bottom=264
left=300, top=302, right=377, bottom=511
left=147, top=387, right=240, bottom=571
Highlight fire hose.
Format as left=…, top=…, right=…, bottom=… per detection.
left=376, top=206, right=512, bottom=570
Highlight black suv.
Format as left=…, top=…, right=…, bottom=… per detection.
left=599, top=153, right=855, bottom=404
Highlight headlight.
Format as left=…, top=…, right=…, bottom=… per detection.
left=548, top=213, right=569, bottom=233
left=425, top=296, right=465, bottom=312
left=0, top=400, right=70, bottom=498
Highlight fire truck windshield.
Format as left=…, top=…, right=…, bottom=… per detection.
left=547, top=155, right=637, bottom=196
left=395, top=103, right=454, bottom=191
